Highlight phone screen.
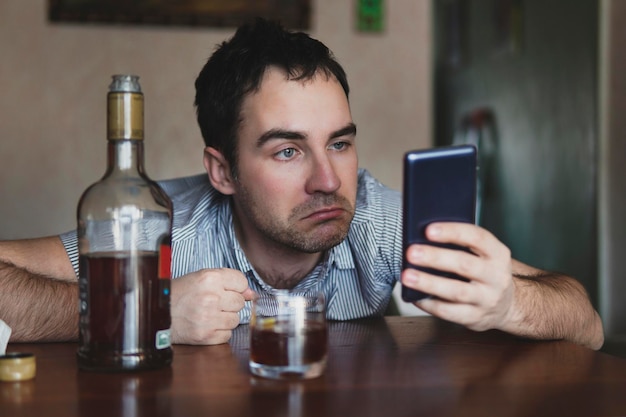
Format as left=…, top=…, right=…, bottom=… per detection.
left=401, top=145, right=477, bottom=302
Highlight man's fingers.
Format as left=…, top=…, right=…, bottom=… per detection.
left=242, top=288, right=256, bottom=300
left=170, top=268, right=251, bottom=345
left=425, top=222, right=502, bottom=258
left=217, top=268, right=253, bottom=294
left=405, top=244, right=484, bottom=283
left=220, top=291, right=249, bottom=312
left=402, top=268, right=478, bottom=304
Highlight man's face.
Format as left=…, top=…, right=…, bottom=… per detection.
left=231, top=67, right=358, bottom=254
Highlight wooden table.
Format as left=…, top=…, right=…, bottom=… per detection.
left=2, top=316, right=626, bottom=417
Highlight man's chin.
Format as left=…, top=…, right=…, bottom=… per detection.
left=298, top=229, right=349, bottom=253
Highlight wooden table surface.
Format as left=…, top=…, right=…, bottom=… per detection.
left=2, top=316, right=626, bottom=417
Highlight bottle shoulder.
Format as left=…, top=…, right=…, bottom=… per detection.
left=78, top=175, right=172, bottom=216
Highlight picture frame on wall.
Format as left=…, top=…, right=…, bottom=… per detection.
left=48, top=0, right=311, bottom=29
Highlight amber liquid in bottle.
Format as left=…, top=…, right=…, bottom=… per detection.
left=76, top=75, right=173, bottom=372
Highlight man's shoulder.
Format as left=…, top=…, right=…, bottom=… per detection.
left=156, top=174, right=226, bottom=235
left=355, top=169, right=401, bottom=214
left=157, top=174, right=210, bottom=197
left=349, top=170, right=402, bottom=251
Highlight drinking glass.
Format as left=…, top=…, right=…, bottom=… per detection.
left=249, top=290, right=327, bottom=379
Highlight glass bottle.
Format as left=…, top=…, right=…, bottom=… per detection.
left=76, top=74, right=173, bottom=372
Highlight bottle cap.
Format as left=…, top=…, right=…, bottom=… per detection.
left=0, top=353, right=36, bottom=382
left=109, top=74, right=141, bottom=93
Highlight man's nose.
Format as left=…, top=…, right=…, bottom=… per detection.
left=305, top=153, right=341, bottom=195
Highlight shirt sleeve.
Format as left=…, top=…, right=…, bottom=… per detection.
left=59, top=230, right=79, bottom=278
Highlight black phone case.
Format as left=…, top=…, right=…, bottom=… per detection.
left=401, top=145, right=477, bottom=302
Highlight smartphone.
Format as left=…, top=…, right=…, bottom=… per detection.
left=401, top=145, right=477, bottom=302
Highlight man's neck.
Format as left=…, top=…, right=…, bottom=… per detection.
left=232, top=216, right=323, bottom=290
left=252, top=254, right=323, bottom=289
left=241, top=242, right=323, bottom=289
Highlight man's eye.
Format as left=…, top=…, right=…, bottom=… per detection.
left=331, top=141, right=349, bottom=151
left=276, top=148, right=297, bottom=159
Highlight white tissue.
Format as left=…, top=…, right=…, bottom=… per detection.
left=0, top=320, right=11, bottom=355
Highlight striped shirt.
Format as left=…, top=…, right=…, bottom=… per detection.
left=60, top=169, right=403, bottom=323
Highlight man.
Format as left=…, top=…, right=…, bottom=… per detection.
left=0, top=19, right=603, bottom=349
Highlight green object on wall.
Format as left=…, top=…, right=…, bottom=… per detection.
left=357, top=0, right=384, bottom=32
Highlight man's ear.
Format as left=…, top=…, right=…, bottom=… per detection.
left=203, top=147, right=236, bottom=195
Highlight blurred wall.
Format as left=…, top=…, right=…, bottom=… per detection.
left=0, top=0, right=432, bottom=240
left=599, top=0, right=626, bottom=337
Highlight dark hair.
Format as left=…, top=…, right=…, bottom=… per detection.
left=194, top=18, right=350, bottom=175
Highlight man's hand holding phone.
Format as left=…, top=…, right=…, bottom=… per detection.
left=401, top=145, right=517, bottom=332
left=401, top=221, right=517, bottom=333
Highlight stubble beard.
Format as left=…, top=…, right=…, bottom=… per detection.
left=234, top=185, right=355, bottom=254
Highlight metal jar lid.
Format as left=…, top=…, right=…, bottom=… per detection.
left=0, top=353, right=36, bottom=382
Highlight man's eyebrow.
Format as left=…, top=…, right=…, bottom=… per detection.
left=256, top=129, right=305, bottom=147
left=255, top=122, right=357, bottom=147
left=331, top=123, right=357, bottom=139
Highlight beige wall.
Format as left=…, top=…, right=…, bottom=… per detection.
left=0, top=0, right=432, bottom=240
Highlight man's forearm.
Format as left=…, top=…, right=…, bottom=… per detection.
left=0, top=261, right=78, bottom=342
left=507, top=273, right=604, bottom=350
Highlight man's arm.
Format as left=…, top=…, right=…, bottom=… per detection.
left=401, top=223, right=604, bottom=350
left=504, top=260, right=603, bottom=350
left=0, top=236, right=256, bottom=345
left=0, top=237, right=78, bottom=342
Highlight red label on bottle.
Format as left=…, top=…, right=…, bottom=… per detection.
left=158, top=244, right=172, bottom=279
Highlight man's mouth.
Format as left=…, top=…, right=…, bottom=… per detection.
left=303, top=207, right=346, bottom=222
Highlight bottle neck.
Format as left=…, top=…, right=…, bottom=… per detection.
left=106, top=139, right=145, bottom=176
